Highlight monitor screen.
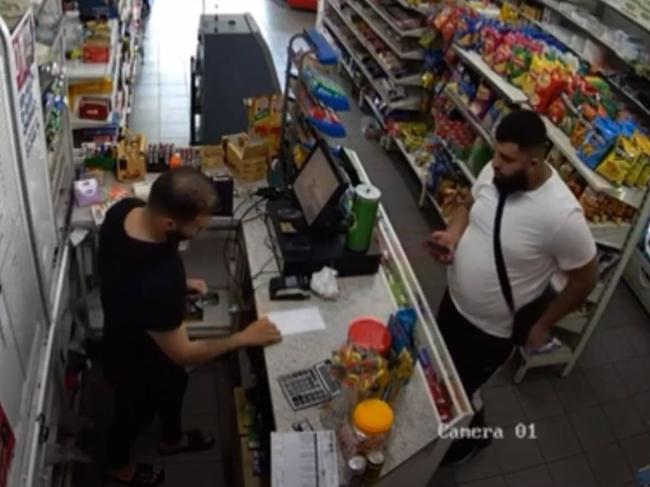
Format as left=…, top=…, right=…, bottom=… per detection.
left=293, top=145, right=341, bottom=226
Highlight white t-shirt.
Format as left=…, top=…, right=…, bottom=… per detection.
left=447, top=163, right=597, bottom=339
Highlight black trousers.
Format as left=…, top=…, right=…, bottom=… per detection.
left=436, top=290, right=513, bottom=402
left=105, top=361, right=188, bottom=469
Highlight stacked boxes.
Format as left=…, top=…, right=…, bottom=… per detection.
left=224, top=133, right=269, bottom=182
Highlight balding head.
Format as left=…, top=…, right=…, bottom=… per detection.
left=148, top=167, right=218, bottom=222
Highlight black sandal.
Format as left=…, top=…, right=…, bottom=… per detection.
left=158, top=429, right=215, bottom=456
left=106, top=463, right=165, bottom=487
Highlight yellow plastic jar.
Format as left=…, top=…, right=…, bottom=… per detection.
left=351, top=399, right=394, bottom=453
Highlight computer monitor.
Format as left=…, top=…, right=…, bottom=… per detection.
left=293, top=142, right=346, bottom=232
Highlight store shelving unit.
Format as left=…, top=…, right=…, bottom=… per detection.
left=364, top=0, right=426, bottom=37
left=444, top=86, right=495, bottom=148
left=35, top=0, right=75, bottom=248
left=321, top=7, right=424, bottom=121
left=324, top=0, right=422, bottom=86
left=345, top=0, right=424, bottom=60
left=65, top=0, right=143, bottom=146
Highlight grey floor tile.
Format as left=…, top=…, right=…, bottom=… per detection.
left=582, top=363, right=629, bottom=403
left=597, top=327, right=639, bottom=362
left=602, top=398, right=648, bottom=440
left=515, top=376, right=565, bottom=422
left=483, top=386, right=527, bottom=427
left=586, top=443, right=633, bottom=487
left=133, top=83, right=161, bottom=98
left=620, top=433, right=650, bottom=473
left=160, top=96, right=191, bottom=111
left=458, top=477, right=507, bottom=487
left=448, top=443, right=502, bottom=484
left=504, top=465, right=555, bottom=487
left=615, top=356, right=650, bottom=395
left=626, top=324, right=650, bottom=356
left=429, top=466, right=457, bottom=487
left=547, top=455, right=598, bottom=487
left=159, top=107, right=189, bottom=124
left=160, top=84, right=189, bottom=98
left=164, top=460, right=225, bottom=487
left=569, top=406, right=617, bottom=451
left=492, top=432, right=544, bottom=474
left=484, top=360, right=518, bottom=389
left=535, top=415, right=582, bottom=462
left=633, top=391, right=650, bottom=424
left=577, top=331, right=614, bottom=369
left=552, top=368, right=600, bottom=412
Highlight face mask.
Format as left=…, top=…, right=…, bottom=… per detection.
left=493, top=169, right=528, bottom=195
left=166, top=228, right=193, bottom=244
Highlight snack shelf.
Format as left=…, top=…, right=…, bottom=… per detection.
left=323, top=17, right=422, bottom=112
left=437, top=138, right=476, bottom=184
left=364, top=0, right=427, bottom=37
left=555, top=310, right=590, bottom=334
left=515, top=343, right=574, bottom=373
left=363, top=94, right=387, bottom=127
left=536, top=0, right=635, bottom=64
left=345, top=0, right=424, bottom=60
left=453, top=43, right=645, bottom=211
left=66, top=20, right=119, bottom=81
left=589, top=222, right=631, bottom=250
left=326, top=0, right=423, bottom=86
left=443, top=86, right=495, bottom=149
left=607, top=77, right=650, bottom=120
left=452, top=45, right=528, bottom=104
left=542, top=117, right=644, bottom=210
left=598, top=0, right=650, bottom=34
left=394, top=136, right=427, bottom=183
left=394, top=0, right=437, bottom=15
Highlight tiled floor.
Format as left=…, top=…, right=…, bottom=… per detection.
left=115, top=0, right=650, bottom=486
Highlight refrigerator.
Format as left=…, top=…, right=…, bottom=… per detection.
left=0, top=10, right=70, bottom=486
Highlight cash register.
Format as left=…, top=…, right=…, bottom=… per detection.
left=266, top=141, right=381, bottom=277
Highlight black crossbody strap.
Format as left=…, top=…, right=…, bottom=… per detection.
left=493, top=193, right=515, bottom=313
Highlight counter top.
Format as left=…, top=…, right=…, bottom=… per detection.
left=241, top=206, right=441, bottom=477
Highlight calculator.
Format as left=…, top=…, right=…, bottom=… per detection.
left=278, top=361, right=341, bottom=411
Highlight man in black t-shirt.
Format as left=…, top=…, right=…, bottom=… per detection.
left=99, top=167, right=280, bottom=486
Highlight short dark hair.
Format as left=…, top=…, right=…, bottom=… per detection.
left=148, top=167, right=218, bottom=221
left=495, top=109, right=547, bottom=152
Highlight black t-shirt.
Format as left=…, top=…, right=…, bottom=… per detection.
left=98, top=198, right=186, bottom=376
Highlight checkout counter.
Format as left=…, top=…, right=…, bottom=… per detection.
left=68, top=148, right=472, bottom=486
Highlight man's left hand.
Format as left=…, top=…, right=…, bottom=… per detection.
left=526, top=322, right=550, bottom=352
left=187, top=278, right=209, bottom=296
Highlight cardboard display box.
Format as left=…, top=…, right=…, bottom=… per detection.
left=224, top=133, right=269, bottom=182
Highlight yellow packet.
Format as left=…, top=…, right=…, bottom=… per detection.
left=596, top=136, right=639, bottom=185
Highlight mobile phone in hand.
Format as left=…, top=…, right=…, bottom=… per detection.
left=423, top=239, right=451, bottom=257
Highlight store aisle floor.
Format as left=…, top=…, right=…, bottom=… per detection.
left=123, top=1, right=650, bottom=487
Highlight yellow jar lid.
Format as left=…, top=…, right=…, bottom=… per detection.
left=353, top=399, right=394, bottom=435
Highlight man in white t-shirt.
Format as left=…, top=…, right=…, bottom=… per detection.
left=429, top=110, right=598, bottom=464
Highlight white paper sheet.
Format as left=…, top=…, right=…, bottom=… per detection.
left=268, top=307, right=326, bottom=336
left=271, top=431, right=339, bottom=487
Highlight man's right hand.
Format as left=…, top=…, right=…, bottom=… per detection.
left=429, top=231, right=458, bottom=265
left=236, top=318, right=282, bottom=347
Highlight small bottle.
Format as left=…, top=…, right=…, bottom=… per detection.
left=344, top=455, right=366, bottom=487
left=362, top=450, right=385, bottom=485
